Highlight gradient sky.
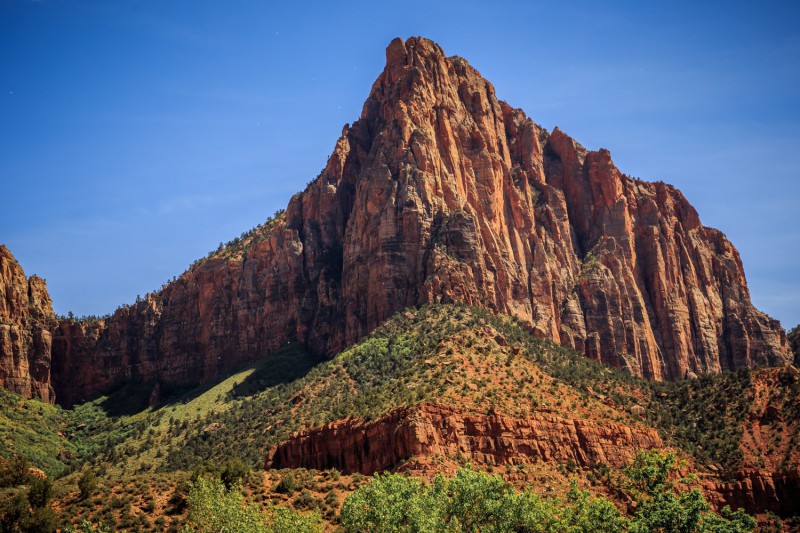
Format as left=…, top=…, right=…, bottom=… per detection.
left=1, top=0, right=798, bottom=329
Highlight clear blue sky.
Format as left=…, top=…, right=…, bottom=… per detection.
left=1, top=0, right=798, bottom=329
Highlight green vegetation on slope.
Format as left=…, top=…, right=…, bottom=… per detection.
left=1, top=304, right=797, bottom=531
left=0, top=388, right=78, bottom=478
left=3, top=304, right=790, bottom=482
left=339, top=452, right=755, bottom=532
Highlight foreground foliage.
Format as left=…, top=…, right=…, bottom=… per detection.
left=182, top=476, right=322, bottom=533
left=340, top=452, right=755, bottom=533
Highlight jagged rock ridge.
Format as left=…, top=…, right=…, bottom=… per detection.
left=5, top=36, right=791, bottom=405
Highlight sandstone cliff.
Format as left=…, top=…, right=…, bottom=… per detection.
left=44, top=36, right=789, bottom=404
left=0, top=245, right=55, bottom=402
left=265, top=403, right=664, bottom=475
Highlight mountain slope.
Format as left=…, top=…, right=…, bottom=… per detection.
left=4, top=304, right=798, bottom=526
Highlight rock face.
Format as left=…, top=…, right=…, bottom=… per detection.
left=705, top=468, right=800, bottom=517
left=43, top=36, right=789, bottom=404
left=265, top=403, right=664, bottom=475
left=0, top=246, right=55, bottom=402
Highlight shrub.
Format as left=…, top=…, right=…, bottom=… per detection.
left=78, top=469, right=98, bottom=500
left=0, top=455, right=30, bottom=487
left=220, top=458, right=249, bottom=490
left=273, top=473, right=297, bottom=494
left=27, top=476, right=53, bottom=508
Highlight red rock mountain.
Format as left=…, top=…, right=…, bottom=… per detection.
left=3, top=37, right=791, bottom=405
left=0, top=245, right=55, bottom=402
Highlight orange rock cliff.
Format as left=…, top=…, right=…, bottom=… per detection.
left=0, top=245, right=55, bottom=402
left=1, top=37, right=791, bottom=405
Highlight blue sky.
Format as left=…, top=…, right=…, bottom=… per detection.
left=1, top=0, right=798, bottom=329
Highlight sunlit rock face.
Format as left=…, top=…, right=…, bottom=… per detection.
left=0, top=245, right=55, bottom=403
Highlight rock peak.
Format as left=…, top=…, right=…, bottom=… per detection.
left=5, top=37, right=790, bottom=406
left=384, top=36, right=447, bottom=70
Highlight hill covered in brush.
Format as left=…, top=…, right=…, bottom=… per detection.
left=1, top=305, right=798, bottom=530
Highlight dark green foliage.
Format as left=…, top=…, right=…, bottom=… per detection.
left=26, top=476, right=52, bottom=508
left=18, top=506, right=57, bottom=533
left=219, top=458, right=249, bottom=490
left=788, top=324, right=799, bottom=364
left=78, top=470, right=98, bottom=500
left=155, top=304, right=781, bottom=475
left=0, top=492, right=28, bottom=533
left=0, top=455, right=30, bottom=488
left=274, top=473, right=298, bottom=495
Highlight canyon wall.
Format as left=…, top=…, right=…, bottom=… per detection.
left=3, top=37, right=790, bottom=404
left=0, top=246, right=55, bottom=402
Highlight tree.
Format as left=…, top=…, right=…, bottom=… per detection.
left=560, top=481, right=627, bottom=533
left=220, top=458, right=249, bottom=490
left=0, top=455, right=30, bottom=487
left=340, top=472, right=444, bottom=532
left=0, top=492, right=28, bottom=533
left=27, top=476, right=52, bottom=508
left=19, top=506, right=57, bottom=533
left=184, top=477, right=322, bottom=533
left=78, top=470, right=98, bottom=500
left=625, top=451, right=756, bottom=533
left=339, top=462, right=755, bottom=533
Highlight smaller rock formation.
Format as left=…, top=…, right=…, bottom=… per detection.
left=705, top=468, right=800, bottom=517
left=0, top=245, right=55, bottom=402
left=265, top=403, right=663, bottom=475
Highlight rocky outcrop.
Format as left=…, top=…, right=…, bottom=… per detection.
left=46, top=36, right=790, bottom=404
left=265, top=403, right=664, bottom=475
left=705, top=468, right=800, bottom=517
left=0, top=245, right=55, bottom=402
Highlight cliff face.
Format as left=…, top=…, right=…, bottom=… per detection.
left=266, top=403, right=664, bottom=475
left=48, top=36, right=789, bottom=404
left=0, top=246, right=55, bottom=403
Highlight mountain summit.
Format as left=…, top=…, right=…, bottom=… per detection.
left=1, top=37, right=790, bottom=405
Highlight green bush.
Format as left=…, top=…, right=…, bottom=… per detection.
left=220, top=458, right=249, bottom=490
left=27, top=476, right=53, bottom=508
left=273, top=473, right=297, bottom=494
left=78, top=469, right=98, bottom=500
left=182, top=476, right=322, bottom=533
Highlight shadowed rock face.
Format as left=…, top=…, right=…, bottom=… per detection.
left=13, top=36, right=787, bottom=405
left=0, top=246, right=55, bottom=402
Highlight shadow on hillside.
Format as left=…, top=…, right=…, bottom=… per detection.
left=229, top=342, right=320, bottom=398
left=96, top=342, right=320, bottom=416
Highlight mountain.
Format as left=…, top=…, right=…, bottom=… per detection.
left=0, top=36, right=791, bottom=408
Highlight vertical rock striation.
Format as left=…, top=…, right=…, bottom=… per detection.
left=10, top=36, right=788, bottom=404
left=0, top=246, right=55, bottom=402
